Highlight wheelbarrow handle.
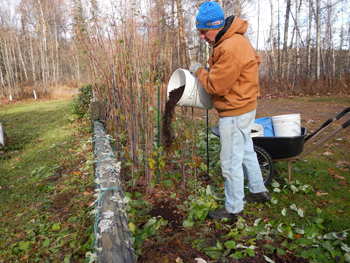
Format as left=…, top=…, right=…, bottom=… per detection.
left=306, top=108, right=350, bottom=142
left=342, top=119, right=350, bottom=129
left=319, top=118, right=333, bottom=129
left=335, top=107, right=350, bottom=120
left=305, top=119, right=331, bottom=142
left=319, top=107, right=350, bottom=131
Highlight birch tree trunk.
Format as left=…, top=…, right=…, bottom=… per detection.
left=307, top=0, right=313, bottom=79
left=282, top=0, right=291, bottom=80
left=327, top=0, right=335, bottom=79
left=38, top=0, right=48, bottom=92
left=269, top=0, right=276, bottom=78
left=316, top=0, right=321, bottom=79
left=296, top=0, right=300, bottom=77
left=54, top=17, right=60, bottom=84
left=30, top=37, right=37, bottom=84
left=3, top=37, right=14, bottom=94
left=15, top=34, right=28, bottom=82
left=0, top=63, right=5, bottom=94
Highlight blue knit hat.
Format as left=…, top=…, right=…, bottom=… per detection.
left=196, top=1, right=225, bottom=30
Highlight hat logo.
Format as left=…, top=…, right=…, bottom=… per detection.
left=211, top=20, right=222, bottom=26
left=205, top=20, right=223, bottom=27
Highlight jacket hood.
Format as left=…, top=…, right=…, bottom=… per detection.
left=215, top=16, right=248, bottom=46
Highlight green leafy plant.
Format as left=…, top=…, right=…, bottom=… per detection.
left=182, top=186, right=221, bottom=227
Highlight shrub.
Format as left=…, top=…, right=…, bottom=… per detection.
left=71, top=84, right=92, bottom=119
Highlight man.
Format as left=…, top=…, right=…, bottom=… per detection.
left=189, top=1, right=271, bottom=221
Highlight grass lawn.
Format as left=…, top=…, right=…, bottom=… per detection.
left=0, top=98, right=95, bottom=263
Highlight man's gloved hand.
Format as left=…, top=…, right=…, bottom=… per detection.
left=189, top=61, right=202, bottom=76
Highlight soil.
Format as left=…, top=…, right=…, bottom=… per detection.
left=139, top=189, right=311, bottom=263
left=162, top=85, right=185, bottom=150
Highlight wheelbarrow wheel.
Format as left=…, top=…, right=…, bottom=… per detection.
left=253, top=145, right=274, bottom=186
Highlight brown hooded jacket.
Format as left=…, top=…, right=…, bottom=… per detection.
left=195, top=16, right=261, bottom=117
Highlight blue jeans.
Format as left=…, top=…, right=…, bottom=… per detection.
left=219, top=110, right=267, bottom=213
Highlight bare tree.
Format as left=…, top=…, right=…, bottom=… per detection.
left=269, top=0, right=276, bottom=78
left=282, top=0, right=291, bottom=80
left=295, top=0, right=300, bottom=77
left=307, top=0, right=313, bottom=79
left=316, top=0, right=321, bottom=79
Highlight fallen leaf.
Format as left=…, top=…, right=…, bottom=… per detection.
left=295, top=234, right=302, bottom=239
left=338, top=181, right=346, bottom=186
left=323, top=151, right=333, bottom=156
left=334, top=175, right=346, bottom=180
left=328, top=168, right=339, bottom=176
left=336, top=161, right=350, bottom=166
left=316, top=192, right=328, bottom=196
left=195, top=258, right=207, bottom=263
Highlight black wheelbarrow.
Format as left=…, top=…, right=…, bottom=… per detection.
left=211, top=107, right=350, bottom=186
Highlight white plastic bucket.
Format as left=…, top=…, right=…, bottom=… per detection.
left=167, top=69, right=213, bottom=110
left=251, top=123, right=264, bottom=137
left=272, top=114, right=301, bottom=137
left=0, top=124, right=5, bottom=146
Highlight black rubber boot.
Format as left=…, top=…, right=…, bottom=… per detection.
left=244, top=191, right=271, bottom=204
left=208, top=208, right=243, bottom=221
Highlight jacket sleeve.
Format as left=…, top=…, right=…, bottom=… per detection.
left=195, top=50, right=242, bottom=97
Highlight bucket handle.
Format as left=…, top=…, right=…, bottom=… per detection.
left=188, top=83, right=197, bottom=99
left=294, top=121, right=301, bottom=127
